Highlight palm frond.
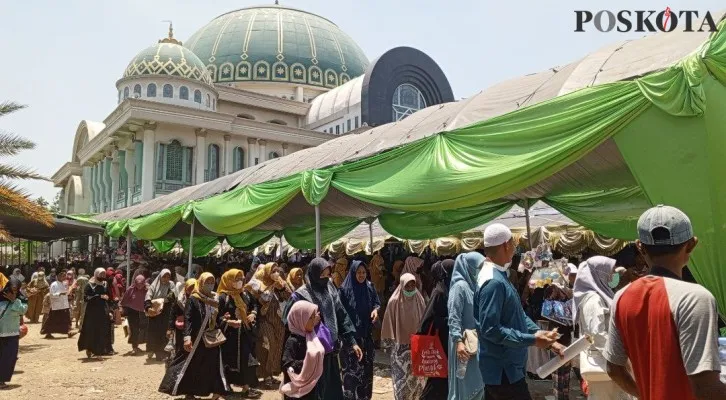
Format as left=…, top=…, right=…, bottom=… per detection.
left=0, top=182, right=54, bottom=227
left=0, top=102, right=26, bottom=117
left=0, top=164, right=48, bottom=181
left=0, top=132, right=35, bottom=156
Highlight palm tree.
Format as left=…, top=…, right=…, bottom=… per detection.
left=0, top=101, right=53, bottom=241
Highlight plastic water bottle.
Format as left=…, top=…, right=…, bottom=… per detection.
left=456, top=358, right=467, bottom=379
left=718, top=338, right=726, bottom=383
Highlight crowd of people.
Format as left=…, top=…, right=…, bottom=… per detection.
left=0, top=205, right=724, bottom=399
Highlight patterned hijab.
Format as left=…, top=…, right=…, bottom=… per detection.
left=217, top=269, right=250, bottom=328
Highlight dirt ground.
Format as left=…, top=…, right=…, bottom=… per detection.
left=6, top=322, right=578, bottom=400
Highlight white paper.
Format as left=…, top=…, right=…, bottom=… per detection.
left=50, top=295, right=70, bottom=310
left=536, top=335, right=593, bottom=378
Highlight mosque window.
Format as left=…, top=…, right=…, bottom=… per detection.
left=157, top=140, right=193, bottom=187
left=179, top=86, right=189, bottom=100
left=212, top=99, right=216, bottom=110
left=392, top=83, right=426, bottom=121
left=207, top=144, right=220, bottom=181
left=147, top=83, right=157, bottom=97
left=206, top=94, right=211, bottom=107
left=347, top=119, right=351, bottom=131
left=269, top=151, right=280, bottom=160
left=165, top=140, right=183, bottom=181
left=194, top=90, right=202, bottom=103
left=355, top=116, right=359, bottom=129
left=232, top=147, right=244, bottom=172
left=123, top=87, right=129, bottom=99
left=163, top=84, right=173, bottom=98
left=335, top=125, right=340, bottom=134
left=133, top=84, right=141, bottom=97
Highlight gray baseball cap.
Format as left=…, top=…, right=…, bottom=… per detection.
left=637, top=205, right=693, bottom=245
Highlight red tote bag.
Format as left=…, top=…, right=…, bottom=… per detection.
left=410, top=325, right=448, bottom=378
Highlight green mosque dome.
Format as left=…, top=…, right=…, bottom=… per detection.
left=185, top=5, right=369, bottom=88
left=122, top=31, right=214, bottom=86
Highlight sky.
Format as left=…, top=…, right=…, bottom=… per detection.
left=0, top=0, right=722, bottom=202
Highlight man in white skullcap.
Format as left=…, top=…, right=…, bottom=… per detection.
left=475, top=223, right=563, bottom=400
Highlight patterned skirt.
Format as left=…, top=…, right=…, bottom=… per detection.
left=390, top=343, right=425, bottom=400
left=341, top=337, right=375, bottom=400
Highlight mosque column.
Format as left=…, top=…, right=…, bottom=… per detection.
left=282, top=142, right=289, bottom=157
left=110, top=150, right=120, bottom=210
left=141, top=123, right=156, bottom=201
left=103, top=156, right=112, bottom=212
left=97, top=161, right=107, bottom=212
left=247, top=138, right=257, bottom=167
left=134, top=141, right=143, bottom=202
left=223, top=134, right=232, bottom=176
left=124, top=146, right=135, bottom=207
left=195, top=129, right=207, bottom=183
left=89, top=164, right=97, bottom=213
left=258, top=139, right=267, bottom=163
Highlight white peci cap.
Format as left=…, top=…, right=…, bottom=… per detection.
left=483, top=223, right=513, bottom=247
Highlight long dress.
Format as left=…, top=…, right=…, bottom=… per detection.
left=71, top=276, right=88, bottom=327
left=254, top=285, right=290, bottom=378
left=389, top=342, right=424, bottom=400
left=165, top=298, right=186, bottom=369
left=416, top=286, right=449, bottom=399
left=77, top=283, right=113, bottom=356
left=24, top=281, right=48, bottom=323
left=158, top=296, right=229, bottom=396
left=339, top=265, right=381, bottom=400
left=144, top=289, right=175, bottom=357
left=448, top=280, right=485, bottom=400
left=219, top=292, right=259, bottom=387
left=41, top=281, right=72, bottom=335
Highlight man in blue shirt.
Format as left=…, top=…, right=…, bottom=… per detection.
left=475, top=223, right=564, bottom=400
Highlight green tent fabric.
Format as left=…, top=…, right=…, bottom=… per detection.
left=226, top=230, right=276, bottom=251
left=301, top=169, right=333, bottom=206
left=378, top=199, right=514, bottom=240
left=180, top=236, right=220, bottom=257
left=283, top=216, right=362, bottom=250
left=543, top=187, right=651, bottom=240
left=105, top=220, right=129, bottom=238
left=613, top=23, right=726, bottom=312
left=327, top=82, right=649, bottom=212
left=151, top=240, right=177, bottom=253
left=105, top=204, right=187, bottom=239
left=192, top=175, right=300, bottom=235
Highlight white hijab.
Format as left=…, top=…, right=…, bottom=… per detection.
left=573, top=256, right=616, bottom=324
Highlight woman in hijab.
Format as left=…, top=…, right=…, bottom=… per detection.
left=77, top=268, right=113, bottom=358
left=447, top=252, right=485, bottom=400
left=331, top=257, right=349, bottom=288
left=368, top=253, right=387, bottom=345
left=402, top=256, right=424, bottom=294
left=121, top=275, right=148, bottom=354
left=280, top=300, right=325, bottom=399
left=41, top=270, right=76, bottom=339
left=0, top=277, right=27, bottom=389
left=144, top=268, right=175, bottom=361
left=10, top=269, right=24, bottom=284
left=246, top=262, right=292, bottom=388
left=381, top=272, right=426, bottom=400
left=283, top=257, right=363, bottom=399
left=391, top=260, right=404, bottom=284
left=71, top=272, right=89, bottom=328
left=286, top=267, right=304, bottom=291
left=24, top=271, right=49, bottom=323
left=158, top=273, right=228, bottom=399
left=574, top=256, right=630, bottom=399
left=105, top=267, right=120, bottom=301
left=416, top=259, right=455, bottom=399
left=167, top=279, right=195, bottom=369
left=339, top=260, right=381, bottom=400
left=217, top=269, right=262, bottom=399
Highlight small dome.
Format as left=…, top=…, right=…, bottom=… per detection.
left=185, top=5, right=368, bottom=88
left=122, top=29, right=214, bottom=86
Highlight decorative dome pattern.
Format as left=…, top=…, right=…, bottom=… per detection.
left=122, top=42, right=214, bottom=86
left=185, top=6, right=369, bottom=88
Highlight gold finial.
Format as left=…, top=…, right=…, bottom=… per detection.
left=159, top=20, right=182, bottom=45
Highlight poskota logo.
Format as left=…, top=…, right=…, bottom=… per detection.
left=575, top=8, right=721, bottom=32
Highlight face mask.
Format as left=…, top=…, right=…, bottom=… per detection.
left=608, top=273, right=620, bottom=289
left=234, top=281, right=244, bottom=289
left=403, top=289, right=417, bottom=298
left=318, top=276, right=330, bottom=284
left=203, top=283, right=215, bottom=293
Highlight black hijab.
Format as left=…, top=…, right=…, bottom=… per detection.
left=0, top=277, right=21, bottom=302
left=416, top=259, right=455, bottom=351
left=298, top=257, right=339, bottom=342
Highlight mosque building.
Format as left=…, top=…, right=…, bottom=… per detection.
left=51, top=4, right=453, bottom=215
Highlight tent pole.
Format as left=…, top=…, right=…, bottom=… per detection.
left=524, top=198, right=533, bottom=249
left=126, top=230, right=132, bottom=288
left=187, top=219, right=195, bottom=279
left=368, top=219, right=374, bottom=255
left=315, top=205, right=321, bottom=257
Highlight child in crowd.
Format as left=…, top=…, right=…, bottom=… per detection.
left=280, top=300, right=326, bottom=400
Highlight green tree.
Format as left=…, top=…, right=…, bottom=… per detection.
left=0, top=101, right=53, bottom=240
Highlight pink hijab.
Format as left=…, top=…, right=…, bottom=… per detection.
left=281, top=301, right=325, bottom=398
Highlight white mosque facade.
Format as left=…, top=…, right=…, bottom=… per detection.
left=52, top=5, right=454, bottom=216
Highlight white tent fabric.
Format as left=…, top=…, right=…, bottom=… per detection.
left=94, top=25, right=711, bottom=224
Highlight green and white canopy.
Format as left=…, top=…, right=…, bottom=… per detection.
left=92, top=19, right=726, bottom=310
